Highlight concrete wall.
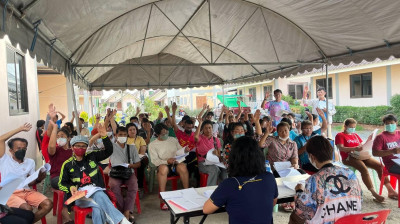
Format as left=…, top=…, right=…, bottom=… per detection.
left=391, top=64, right=400, bottom=98
left=0, top=36, right=41, bottom=167
left=38, top=74, right=68, bottom=120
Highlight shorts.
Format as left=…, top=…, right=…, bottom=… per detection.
left=7, top=189, right=48, bottom=208
left=157, top=164, right=178, bottom=177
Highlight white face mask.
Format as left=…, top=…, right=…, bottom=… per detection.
left=279, top=136, right=289, bottom=141
left=81, top=124, right=85, bottom=129
left=117, top=137, right=127, bottom=144
left=308, top=155, right=318, bottom=169
left=57, top=138, right=67, bottom=147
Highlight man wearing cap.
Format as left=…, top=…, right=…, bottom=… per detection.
left=59, top=123, right=133, bottom=224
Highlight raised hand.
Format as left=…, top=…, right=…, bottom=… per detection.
left=48, top=103, right=57, bottom=119
left=316, top=108, right=325, bottom=118
left=143, top=122, right=151, bottom=132
left=206, top=105, right=210, bottom=111
left=266, top=121, right=273, bottom=133
left=20, top=123, right=32, bottom=132
left=237, top=100, right=241, bottom=106
left=95, top=113, right=101, bottom=121
left=158, top=111, right=163, bottom=119
left=136, top=107, right=141, bottom=114
left=172, top=102, right=177, bottom=112
left=164, top=105, right=170, bottom=115
left=97, top=123, right=107, bottom=137
left=222, top=105, right=228, bottom=113
left=254, top=109, right=261, bottom=120
left=265, top=91, right=270, bottom=99
left=202, top=104, right=207, bottom=110
left=112, top=109, right=117, bottom=117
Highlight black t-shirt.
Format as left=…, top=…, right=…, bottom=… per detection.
left=210, top=172, right=278, bottom=224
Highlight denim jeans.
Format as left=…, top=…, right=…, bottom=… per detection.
left=75, top=190, right=124, bottom=224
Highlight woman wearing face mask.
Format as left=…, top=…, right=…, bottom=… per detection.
left=272, top=118, right=298, bottom=140
left=47, top=121, right=74, bottom=223
left=335, top=118, right=397, bottom=203
left=195, top=119, right=227, bottom=186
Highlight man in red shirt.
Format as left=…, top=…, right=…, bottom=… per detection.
left=373, top=114, right=400, bottom=174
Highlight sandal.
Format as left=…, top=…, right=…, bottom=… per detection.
left=282, top=203, right=293, bottom=212
left=160, top=202, right=168, bottom=210
left=388, top=194, right=398, bottom=200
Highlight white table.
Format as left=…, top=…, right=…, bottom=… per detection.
left=163, top=174, right=310, bottom=224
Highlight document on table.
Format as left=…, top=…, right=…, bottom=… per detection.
left=78, top=185, right=105, bottom=198
left=278, top=168, right=301, bottom=177
left=203, top=189, right=214, bottom=198
left=162, top=188, right=208, bottom=211
left=273, top=161, right=292, bottom=172
left=204, top=149, right=226, bottom=168
left=22, top=163, right=51, bottom=187
left=0, top=176, right=23, bottom=205
left=282, top=180, right=305, bottom=191
left=392, top=158, right=400, bottom=166
left=111, top=163, right=129, bottom=168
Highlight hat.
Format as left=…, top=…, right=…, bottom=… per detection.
left=70, top=135, right=89, bottom=146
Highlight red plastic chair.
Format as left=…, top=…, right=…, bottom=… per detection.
left=378, top=160, right=400, bottom=207
left=199, top=172, right=209, bottom=187
left=335, top=209, right=391, bottom=224
left=51, top=188, right=65, bottom=224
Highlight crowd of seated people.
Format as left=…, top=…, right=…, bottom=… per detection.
left=1, top=91, right=399, bottom=223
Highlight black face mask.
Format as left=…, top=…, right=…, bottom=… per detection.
left=184, top=130, right=192, bottom=135
left=15, top=149, right=27, bottom=161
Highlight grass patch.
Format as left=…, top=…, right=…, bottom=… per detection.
left=332, top=124, right=364, bottom=131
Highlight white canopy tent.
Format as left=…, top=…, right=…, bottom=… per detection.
left=2, top=0, right=400, bottom=90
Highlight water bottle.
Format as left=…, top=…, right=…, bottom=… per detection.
left=265, top=160, right=271, bottom=173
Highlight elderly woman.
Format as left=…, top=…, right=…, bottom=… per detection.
left=289, top=136, right=362, bottom=224
left=203, top=136, right=277, bottom=224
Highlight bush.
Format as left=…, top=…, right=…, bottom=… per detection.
left=333, top=106, right=392, bottom=125
left=281, top=95, right=295, bottom=105
left=390, top=94, right=400, bottom=109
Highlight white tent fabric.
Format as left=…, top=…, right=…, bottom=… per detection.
left=2, top=0, right=400, bottom=89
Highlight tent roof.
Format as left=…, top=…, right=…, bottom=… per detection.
left=2, top=0, right=400, bottom=89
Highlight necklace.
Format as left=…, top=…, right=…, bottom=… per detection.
left=233, top=175, right=262, bottom=190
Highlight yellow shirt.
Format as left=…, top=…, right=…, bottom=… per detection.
left=127, top=136, right=147, bottom=153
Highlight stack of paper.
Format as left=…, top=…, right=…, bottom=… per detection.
left=78, top=185, right=105, bottom=198
left=204, top=149, right=226, bottom=168
left=0, top=174, right=24, bottom=205
left=23, top=163, right=52, bottom=187
left=282, top=180, right=305, bottom=191
left=175, top=147, right=189, bottom=163
left=278, top=168, right=301, bottom=177
left=161, top=188, right=208, bottom=211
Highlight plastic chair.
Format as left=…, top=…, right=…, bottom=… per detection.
left=199, top=172, right=209, bottom=187
left=335, top=209, right=391, bottom=224
left=52, top=188, right=65, bottom=224
left=378, top=159, right=398, bottom=195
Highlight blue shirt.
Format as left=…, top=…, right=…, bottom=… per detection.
left=293, top=128, right=321, bottom=165
left=210, top=172, right=277, bottom=224
left=56, top=119, right=62, bottom=129
left=273, top=130, right=298, bottom=140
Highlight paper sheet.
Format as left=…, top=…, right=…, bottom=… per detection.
left=283, top=180, right=305, bottom=191
left=273, top=161, right=292, bottom=172
left=111, top=163, right=129, bottom=168
left=0, top=173, right=23, bottom=187
left=276, top=109, right=290, bottom=118
left=394, top=154, right=400, bottom=159
left=160, top=191, right=183, bottom=199
left=0, top=177, right=23, bottom=205
left=78, top=185, right=105, bottom=198
left=168, top=198, right=201, bottom=210
left=203, top=189, right=214, bottom=198
left=392, top=158, right=400, bottom=166
left=162, top=188, right=208, bottom=211
left=361, top=129, right=379, bottom=151
left=204, top=149, right=226, bottom=168
left=278, top=168, right=301, bottom=177
left=22, top=163, right=52, bottom=187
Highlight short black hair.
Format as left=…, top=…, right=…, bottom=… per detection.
left=280, top=118, right=292, bottom=129
left=130, top=116, right=138, bottom=122
left=317, top=87, right=326, bottom=92
left=182, top=115, right=191, bottom=122
left=79, top=118, right=84, bottom=123
left=306, top=136, right=333, bottom=163
left=142, top=118, right=149, bottom=123
left=65, top=122, right=74, bottom=132
left=311, top=114, right=318, bottom=121
left=8, top=138, right=28, bottom=149
left=277, top=121, right=290, bottom=132
left=382, top=114, right=397, bottom=123
left=185, top=120, right=194, bottom=125
left=262, top=116, right=271, bottom=122
left=273, top=89, right=282, bottom=94
left=288, top=113, right=296, bottom=119
left=116, top=126, right=127, bottom=134
left=206, top=111, right=214, bottom=117
left=200, top=120, right=213, bottom=131
left=36, top=120, right=45, bottom=128
left=154, top=123, right=168, bottom=135
left=228, top=136, right=265, bottom=177
left=301, top=120, right=313, bottom=128
left=58, top=127, right=70, bottom=138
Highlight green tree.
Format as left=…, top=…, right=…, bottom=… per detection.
left=143, top=97, right=166, bottom=120
left=80, top=111, right=89, bottom=122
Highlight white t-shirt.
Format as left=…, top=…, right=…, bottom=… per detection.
left=0, top=153, right=35, bottom=190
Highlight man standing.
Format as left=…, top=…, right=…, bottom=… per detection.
left=0, top=123, right=53, bottom=223
left=261, top=89, right=291, bottom=127
left=302, top=86, right=336, bottom=137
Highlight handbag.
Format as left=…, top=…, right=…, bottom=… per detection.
left=109, top=145, right=133, bottom=180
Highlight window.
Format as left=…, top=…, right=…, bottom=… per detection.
left=263, top=85, right=273, bottom=100
left=316, top=78, right=333, bottom=98
left=127, top=102, right=132, bottom=107
left=249, top=88, right=257, bottom=102
left=288, top=84, right=304, bottom=99
left=110, top=102, right=115, bottom=107
left=7, top=47, right=28, bottom=115
left=350, top=73, right=372, bottom=98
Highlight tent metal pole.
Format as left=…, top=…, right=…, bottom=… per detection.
left=69, top=72, right=81, bottom=135
left=325, top=63, right=329, bottom=138
left=74, top=62, right=324, bottom=67
left=2, top=0, right=9, bottom=32
left=222, top=84, right=225, bottom=107
left=89, top=90, right=94, bottom=127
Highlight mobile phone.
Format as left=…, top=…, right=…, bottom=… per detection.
left=305, top=108, right=310, bottom=112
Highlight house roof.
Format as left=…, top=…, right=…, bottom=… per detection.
left=2, top=0, right=400, bottom=89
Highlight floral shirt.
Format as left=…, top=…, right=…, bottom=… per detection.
left=294, top=164, right=362, bottom=224
left=261, top=136, right=298, bottom=166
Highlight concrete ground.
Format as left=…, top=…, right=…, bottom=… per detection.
left=38, top=171, right=400, bottom=224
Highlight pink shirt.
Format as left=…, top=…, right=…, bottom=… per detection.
left=372, top=130, right=400, bottom=169
left=196, top=135, right=221, bottom=162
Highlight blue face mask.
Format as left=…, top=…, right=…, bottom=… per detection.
left=234, top=133, right=245, bottom=139
left=385, top=124, right=397, bottom=132
left=346, top=127, right=356, bottom=134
